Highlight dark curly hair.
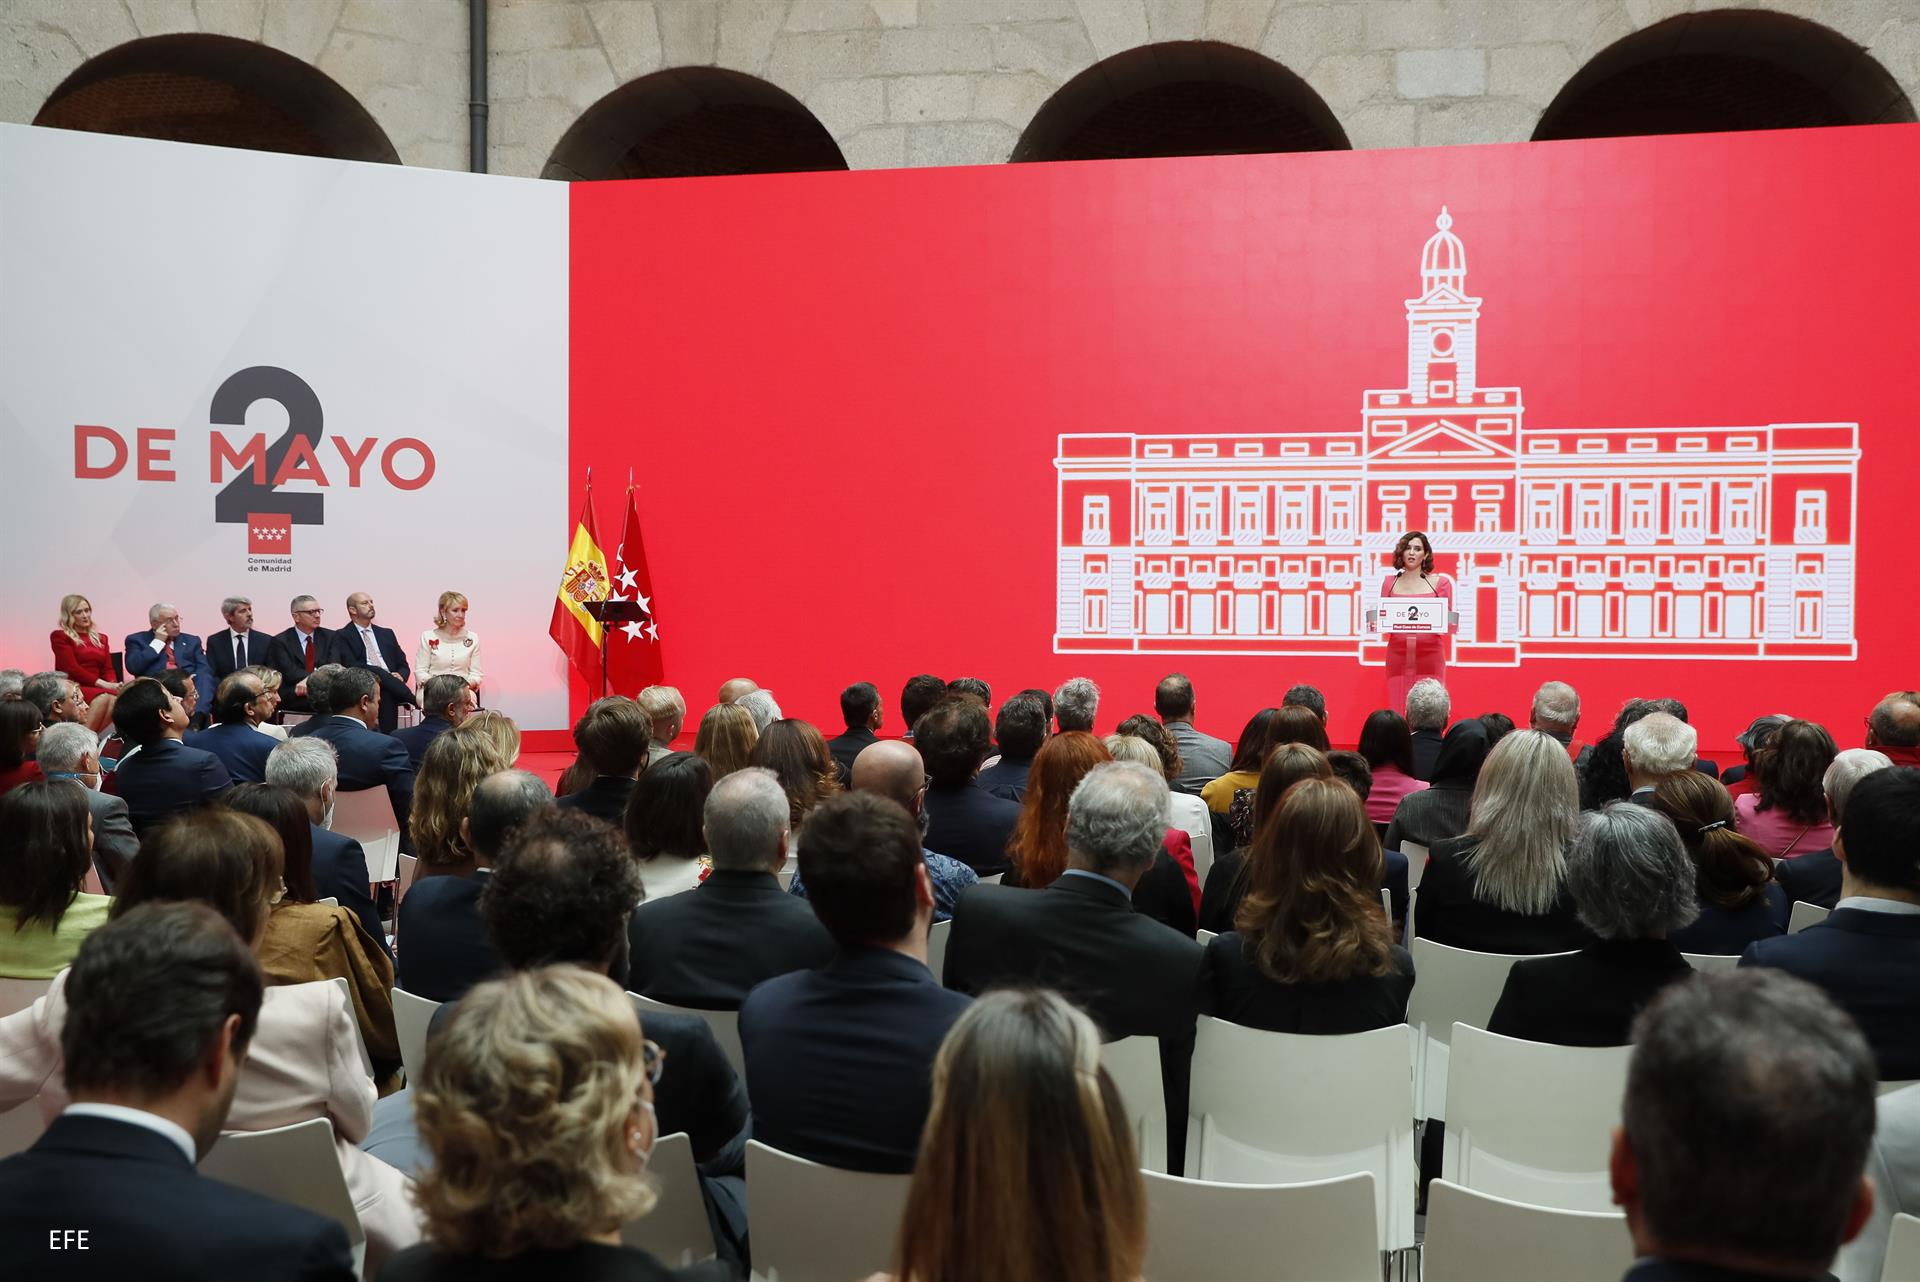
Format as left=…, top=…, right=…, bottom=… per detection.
left=481, top=808, right=642, bottom=973
left=1392, top=530, right=1435, bottom=575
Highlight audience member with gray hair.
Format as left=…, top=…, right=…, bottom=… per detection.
left=945, top=756, right=1204, bottom=1168
left=1529, top=679, right=1582, bottom=748
left=0, top=670, right=22, bottom=702
left=1404, top=677, right=1450, bottom=779
left=1487, top=803, right=1696, bottom=1046
left=21, top=672, right=85, bottom=726
left=264, top=735, right=388, bottom=958
left=1053, top=677, right=1100, bottom=733
left=33, top=721, right=139, bottom=892
left=1614, top=971, right=1875, bottom=1281
left=1622, top=712, right=1699, bottom=797
left=286, top=662, right=344, bottom=735
left=636, top=684, right=686, bottom=764
left=625, top=766, right=832, bottom=1010
left=735, top=687, right=783, bottom=734
left=1776, top=747, right=1894, bottom=911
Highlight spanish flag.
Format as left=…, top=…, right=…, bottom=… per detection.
left=548, top=486, right=609, bottom=691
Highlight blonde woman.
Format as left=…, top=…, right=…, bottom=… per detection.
left=410, top=730, right=513, bottom=871
left=386, top=966, right=730, bottom=1282
left=415, top=591, right=483, bottom=695
left=693, top=702, right=757, bottom=780
left=49, top=595, right=120, bottom=730
left=452, top=708, right=520, bottom=767
left=877, top=989, right=1147, bottom=1282
left=241, top=663, right=289, bottom=740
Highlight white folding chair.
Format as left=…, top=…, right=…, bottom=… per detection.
left=629, top=992, right=744, bottom=1082
left=397, top=853, right=418, bottom=897
left=199, top=1117, right=366, bottom=1276
left=979, top=872, right=1003, bottom=885
left=1408, top=938, right=1572, bottom=1124
left=315, top=896, right=339, bottom=908
left=745, top=1140, right=910, bottom=1282
left=1790, top=900, right=1831, bottom=933
left=1381, top=888, right=1393, bottom=918
left=621, top=1132, right=716, bottom=1265
left=1402, top=841, right=1429, bottom=892
left=1186, top=1018, right=1416, bottom=1256
left=0, top=978, right=52, bottom=1019
left=1197, top=928, right=1218, bottom=945
left=1423, top=1179, right=1634, bottom=1282
left=925, top=918, right=952, bottom=986
left=1143, top=1169, right=1379, bottom=1282
left=391, top=987, right=441, bottom=1086
left=1442, top=1024, right=1631, bottom=1211
left=330, top=788, right=402, bottom=883
left=1170, top=791, right=1215, bottom=885
left=1879, top=1079, right=1919, bottom=1097
left=328, top=977, right=375, bottom=1081
left=1681, top=951, right=1741, bottom=972
left=1101, top=1035, right=1167, bottom=1173
left=1884, top=1213, right=1920, bottom=1282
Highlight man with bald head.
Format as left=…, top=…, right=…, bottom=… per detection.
left=786, top=740, right=978, bottom=921
left=1866, top=692, right=1920, bottom=768
left=717, top=677, right=758, bottom=704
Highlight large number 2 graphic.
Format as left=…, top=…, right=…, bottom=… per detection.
left=211, top=366, right=326, bottom=525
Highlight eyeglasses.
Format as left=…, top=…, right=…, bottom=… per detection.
left=295, top=608, right=324, bottom=617
left=642, top=1039, right=665, bottom=1085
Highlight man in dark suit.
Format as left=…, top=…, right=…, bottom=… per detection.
left=266, top=594, right=334, bottom=714
left=741, top=792, right=970, bottom=1174
left=826, top=681, right=882, bottom=786
left=1740, top=767, right=1920, bottom=1080
left=20, top=671, right=89, bottom=727
left=122, top=602, right=216, bottom=718
left=396, top=769, right=550, bottom=1002
left=106, top=678, right=231, bottom=836
left=976, top=691, right=1047, bottom=802
left=185, top=673, right=277, bottom=784
left=0, top=901, right=355, bottom=1278
left=1622, top=711, right=1695, bottom=805
left=1611, top=971, right=1874, bottom=1282
left=1406, top=678, right=1449, bottom=780
left=267, top=736, right=389, bottom=962
left=628, top=766, right=834, bottom=1009
left=918, top=697, right=1022, bottom=876
left=945, top=761, right=1205, bottom=1170
left=554, top=695, right=648, bottom=827
left=1156, top=674, right=1231, bottom=793
left=207, top=595, right=262, bottom=683
left=35, top=721, right=140, bottom=892
left=392, top=674, right=472, bottom=770
left=330, top=592, right=416, bottom=734
left=286, top=664, right=340, bottom=738
left=304, top=666, right=414, bottom=834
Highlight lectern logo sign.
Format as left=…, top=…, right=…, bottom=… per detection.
left=1054, top=207, right=1861, bottom=664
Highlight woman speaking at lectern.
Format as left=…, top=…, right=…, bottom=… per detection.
left=1378, top=531, right=1453, bottom=714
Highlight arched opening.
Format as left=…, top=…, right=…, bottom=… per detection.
left=1535, top=10, right=1914, bottom=141
left=34, top=34, right=398, bottom=163
left=1013, top=41, right=1348, bottom=164
left=545, top=68, right=847, bottom=181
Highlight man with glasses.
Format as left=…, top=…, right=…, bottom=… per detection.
left=267, top=594, right=335, bottom=715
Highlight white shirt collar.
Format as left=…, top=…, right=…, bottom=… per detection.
left=62, top=1102, right=196, bottom=1163
left=1836, top=895, right=1920, bottom=916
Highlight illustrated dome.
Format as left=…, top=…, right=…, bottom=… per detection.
left=1420, top=206, right=1466, bottom=292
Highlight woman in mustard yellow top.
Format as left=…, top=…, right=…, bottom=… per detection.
left=0, top=781, right=112, bottom=980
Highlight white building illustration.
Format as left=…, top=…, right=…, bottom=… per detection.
left=1054, top=208, right=1861, bottom=665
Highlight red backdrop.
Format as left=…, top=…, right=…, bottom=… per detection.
left=570, top=124, right=1920, bottom=755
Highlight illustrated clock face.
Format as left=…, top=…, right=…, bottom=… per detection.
left=1430, top=328, right=1455, bottom=356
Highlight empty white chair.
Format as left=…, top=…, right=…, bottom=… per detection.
left=1101, top=1035, right=1167, bottom=1173
left=1402, top=841, right=1428, bottom=892
left=1883, top=1213, right=1920, bottom=1282
left=1186, top=1018, right=1416, bottom=1254
left=1681, top=951, right=1741, bottom=973
left=1408, top=938, right=1573, bottom=1122
left=199, top=1117, right=366, bottom=1274
left=0, top=978, right=52, bottom=1019
left=1143, top=1169, right=1379, bottom=1282
left=746, top=1139, right=910, bottom=1282
left=629, top=992, right=744, bottom=1082
left=1442, top=1023, right=1631, bottom=1211
left=925, top=918, right=952, bottom=986
left=1790, top=900, right=1831, bottom=933
left=330, top=787, right=402, bottom=883
left=391, top=987, right=441, bottom=1086
left=1423, top=1179, right=1634, bottom=1282
left=620, top=1132, right=716, bottom=1265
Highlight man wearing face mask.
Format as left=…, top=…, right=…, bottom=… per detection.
left=265, top=737, right=391, bottom=963
left=35, top=721, right=139, bottom=892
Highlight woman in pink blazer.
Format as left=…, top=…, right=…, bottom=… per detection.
left=1375, top=531, right=1454, bottom=715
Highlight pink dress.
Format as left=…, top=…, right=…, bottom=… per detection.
left=1734, top=792, right=1834, bottom=859
left=1380, top=573, right=1454, bottom=715
left=1365, top=763, right=1429, bottom=826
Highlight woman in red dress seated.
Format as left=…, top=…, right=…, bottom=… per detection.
left=48, top=595, right=120, bottom=732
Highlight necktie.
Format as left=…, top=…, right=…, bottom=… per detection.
left=235, top=633, right=246, bottom=668
left=362, top=628, right=383, bottom=668
left=163, top=641, right=176, bottom=669
left=303, top=633, right=315, bottom=672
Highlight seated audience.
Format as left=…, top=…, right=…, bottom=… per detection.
left=184, top=671, right=277, bottom=783
left=454, top=708, right=520, bottom=764
left=1621, top=711, right=1697, bottom=801
left=1202, top=776, right=1413, bottom=1033
left=556, top=695, right=650, bottom=826
left=21, top=670, right=89, bottom=727
left=898, top=673, right=947, bottom=740
left=393, top=673, right=472, bottom=769
left=1105, top=733, right=1201, bottom=933
left=918, top=698, right=1021, bottom=876
left=1324, top=751, right=1412, bottom=922
left=692, top=702, right=757, bottom=779
left=1865, top=691, right=1920, bottom=768
left=1356, top=709, right=1429, bottom=827
left=1529, top=679, right=1586, bottom=760
left=385, top=966, right=731, bottom=1282
left=1283, top=682, right=1328, bottom=725
left=1199, top=706, right=1278, bottom=837
left=34, top=721, right=138, bottom=890
left=1383, top=718, right=1491, bottom=855
left=265, top=737, right=388, bottom=961
left=1406, top=678, right=1450, bottom=779
left=108, top=677, right=231, bottom=834
left=735, top=688, right=783, bottom=734
left=0, top=700, right=42, bottom=796
left=221, top=786, right=398, bottom=1077
left=1649, top=770, right=1787, bottom=954
left=0, top=782, right=111, bottom=979
left=1205, top=704, right=1328, bottom=848
left=1413, top=729, right=1591, bottom=954
left=626, top=767, right=833, bottom=1008
left=882, top=988, right=1145, bottom=1282
left=1488, top=803, right=1696, bottom=1045
left=1199, top=744, right=1335, bottom=935
left=286, top=662, right=341, bottom=737
left=790, top=741, right=977, bottom=921
left=0, top=902, right=356, bottom=1277
left=240, top=663, right=289, bottom=740
left=976, top=691, right=1047, bottom=802
left=1737, top=718, right=1838, bottom=858
left=1776, top=748, right=1892, bottom=912
left=1722, top=713, right=1788, bottom=792
left=1156, top=672, right=1233, bottom=793
left=1612, top=971, right=1874, bottom=1282
left=305, top=666, right=414, bottom=831
left=155, top=669, right=203, bottom=734
left=636, top=684, right=686, bottom=766
left=751, top=718, right=842, bottom=856
left=48, top=594, right=120, bottom=731
left=623, top=751, right=714, bottom=902
left=1006, top=731, right=1110, bottom=891
left=124, top=603, right=215, bottom=717
left=1641, top=697, right=1716, bottom=776
left=1741, top=766, right=1920, bottom=1080
left=739, top=792, right=971, bottom=1174
left=716, top=677, right=758, bottom=704
left=946, top=677, right=991, bottom=709
left=1052, top=676, right=1100, bottom=733
left=397, top=768, right=551, bottom=1003
left=827, top=681, right=883, bottom=785
left=946, top=762, right=1203, bottom=1167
